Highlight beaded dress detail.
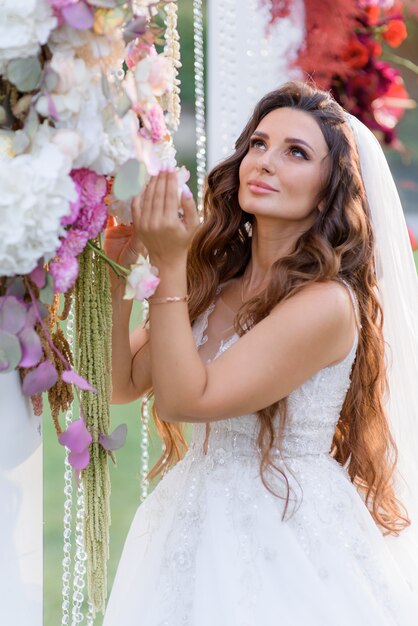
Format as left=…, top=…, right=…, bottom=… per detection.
left=103, top=280, right=418, bottom=626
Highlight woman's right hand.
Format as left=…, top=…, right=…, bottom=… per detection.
left=104, top=215, right=148, bottom=289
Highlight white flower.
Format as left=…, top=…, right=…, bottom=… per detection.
left=0, top=0, right=57, bottom=73
left=134, top=54, right=175, bottom=100
left=123, top=256, right=160, bottom=301
left=0, top=132, right=77, bottom=276
left=36, top=51, right=92, bottom=121
left=87, top=108, right=137, bottom=175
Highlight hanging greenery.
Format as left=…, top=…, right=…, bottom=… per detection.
left=75, top=241, right=113, bottom=616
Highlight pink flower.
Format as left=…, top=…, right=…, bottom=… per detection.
left=125, top=40, right=154, bottom=69
left=71, top=168, right=108, bottom=239
left=58, top=229, right=89, bottom=257
left=143, top=104, right=168, bottom=143
left=50, top=254, right=79, bottom=293
left=72, top=168, right=107, bottom=207
left=75, top=202, right=107, bottom=239
left=123, top=256, right=160, bottom=301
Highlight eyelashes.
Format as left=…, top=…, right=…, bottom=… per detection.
left=249, top=137, right=309, bottom=160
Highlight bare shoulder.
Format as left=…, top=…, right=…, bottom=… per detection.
left=270, top=279, right=355, bottom=326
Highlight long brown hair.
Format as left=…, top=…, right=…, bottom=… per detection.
left=149, top=81, right=410, bottom=536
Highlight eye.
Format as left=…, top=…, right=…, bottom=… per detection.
left=249, top=137, right=266, bottom=150
left=288, top=145, right=308, bottom=160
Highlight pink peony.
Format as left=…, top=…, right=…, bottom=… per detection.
left=71, top=168, right=108, bottom=239
left=72, top=168, right=107, bottom=207
left=58, top=229, right=89, bottom=257
left=50, top=254, right=79, bottom=293
left=74, top=202, right=107, bottom=239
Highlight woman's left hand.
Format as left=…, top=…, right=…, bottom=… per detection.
left=132, top=168, right=200, bottom=266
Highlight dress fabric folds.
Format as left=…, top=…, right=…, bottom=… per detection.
left=103, top=281, right=418, bottom=626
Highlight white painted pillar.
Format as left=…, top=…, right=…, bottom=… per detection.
left=207, top=0, right=306, bottom=169
left=0, top=372, right=42, bottom=626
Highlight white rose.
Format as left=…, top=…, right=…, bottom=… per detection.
left=0, top=0, right=56, bottom=73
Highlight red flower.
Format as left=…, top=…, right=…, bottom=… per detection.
left=407, top=225, right=418, bottom=252
left=372, top=77, right=410, bottom=129
left=342, top=38, right=370, bottom=69
left=382, top=20, right=407, bottom=47
left=366, top=6, right=380, bottom=25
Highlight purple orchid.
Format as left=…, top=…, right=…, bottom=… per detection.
left=0, top=295, right=43, bottom=374
left=59, top=413, right=127, bottom=475
left=50, top=1, right=94, bottom=30
left=58, top=415, right=93, bottom=471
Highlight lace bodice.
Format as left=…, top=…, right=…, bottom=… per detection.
left=190, top=279, right=360, bottom=461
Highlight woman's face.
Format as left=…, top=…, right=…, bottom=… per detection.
left=238, top=107, right=329, bottom=227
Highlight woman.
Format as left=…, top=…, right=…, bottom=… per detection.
left=103, top=82, right=418, bottom=625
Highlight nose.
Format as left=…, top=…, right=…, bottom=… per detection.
left=256, top=149, right=275, bottom=174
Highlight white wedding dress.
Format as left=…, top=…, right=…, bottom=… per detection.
left=103, top=280, right=418, bottom=626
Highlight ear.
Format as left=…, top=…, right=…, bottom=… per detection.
left=318, top=200, right=326, bottom=214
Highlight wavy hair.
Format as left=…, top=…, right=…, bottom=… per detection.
left=148, top=81, right=410, bottom=536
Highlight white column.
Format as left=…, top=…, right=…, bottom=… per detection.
left=207, top=0, right=306, bottom=169
left=0, top=372, right=42, bottom=626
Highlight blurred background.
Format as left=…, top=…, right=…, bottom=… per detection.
left=44, top=1, right=418, bottom=624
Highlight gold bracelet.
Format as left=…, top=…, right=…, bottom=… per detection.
left=147, top=294, right=189, bottom=304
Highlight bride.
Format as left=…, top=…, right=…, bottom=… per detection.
left=103, top=81, right=418, bottom=625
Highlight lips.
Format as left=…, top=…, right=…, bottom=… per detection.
left=247, top=179, right=278, bottom=194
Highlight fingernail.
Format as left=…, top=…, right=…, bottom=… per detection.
left=183, top=184, right=193, bottom=199
left=160, top=163, right=167, bottom=173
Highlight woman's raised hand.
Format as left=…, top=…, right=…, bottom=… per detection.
left=132, top=168, right=200, bottom=266
left=103, top=217, right=148, bottom=273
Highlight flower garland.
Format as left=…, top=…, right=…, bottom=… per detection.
left=0, top=0, right=185, bottom=615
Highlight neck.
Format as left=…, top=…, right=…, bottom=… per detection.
left=243, top=218, right=307, bottom=294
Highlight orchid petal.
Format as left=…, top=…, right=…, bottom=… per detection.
left=18, top=327, right=43, bottom=368
left=68, top=448, right=91, bottom=471
left=62, top=2, right=94, bottom=30
left=99, top=423, right=127, bottom=451
left=62, top=369, right=97, bottom=393
left=58, top=418, right=93, bottom=453
left=0, top=296, right=27, bottom=334
left=30, top=264, right=46, bottom=289
left=22, top=360, right=58, bottom=396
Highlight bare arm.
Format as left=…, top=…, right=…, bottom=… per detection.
left=110, top=281, right=152, bottom=404
left=104, top=218, right=152, bottom=404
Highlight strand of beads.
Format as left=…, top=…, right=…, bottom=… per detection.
left=61, top=302, right=75, bottom=626
left=139, top=299, right=150, bottom=503
left=193, top=0, right=206, bottom=213
left=140, top=394, right=150, bottom=503
left=70, top=484, right=89, bottom=625
left=164, top=1, right=182, bottom=133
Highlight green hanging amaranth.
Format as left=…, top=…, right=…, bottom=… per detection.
left=75, top=240, right=113, bottom=616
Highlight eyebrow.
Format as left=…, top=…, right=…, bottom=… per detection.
left=252, top=130, right=316, bottom=154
